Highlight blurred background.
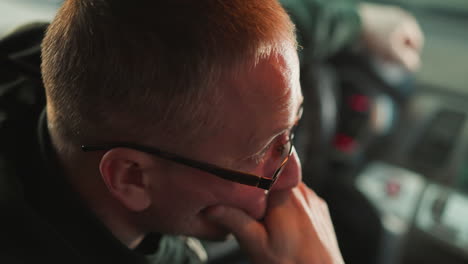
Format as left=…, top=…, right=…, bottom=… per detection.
left=0, top=0, right=467, bottom=263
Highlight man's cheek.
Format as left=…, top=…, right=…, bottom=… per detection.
left=225, top=189, right=268, bottom=220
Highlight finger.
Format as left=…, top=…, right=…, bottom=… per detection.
left=297, top=185, right=329, bottom=226
left=263, top=187, right=311, bottom=241
left=204, top=205, right=267, bottom=251
left=298, top=182, right=323, bottom=209
left=265, top=188, right=292, bottom=209
left=299, top=187, right=341, bottom=249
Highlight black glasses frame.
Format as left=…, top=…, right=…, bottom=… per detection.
left=82, top=104, right=302, bottom=190
left=81, top=131, right=295, bottom=191
left=81, top=138, right=293, bottom=190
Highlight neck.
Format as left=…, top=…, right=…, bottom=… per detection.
left=48, top=124, right=146, bottom=249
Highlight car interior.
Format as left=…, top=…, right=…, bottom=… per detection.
left=1, top=0, right=467, bottom=263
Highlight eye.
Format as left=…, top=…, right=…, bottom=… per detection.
left=247, top=130, right=293, bottom=166
left=250, top=145, right=272, bottom=165
left=275, top=143, right=286, bottom=156
left=274, top=134, right=291, bottom=157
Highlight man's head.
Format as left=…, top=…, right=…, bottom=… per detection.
left=42, top=0, right=302, bottom=241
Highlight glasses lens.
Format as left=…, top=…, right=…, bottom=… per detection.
left=269, top=135, right=294, bottom=185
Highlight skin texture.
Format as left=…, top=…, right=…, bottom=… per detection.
left=205, top=182, right=344, bottom=264
left=135, top=42, right=305, bottom=239
left=58, top=39, right=344, bottom=263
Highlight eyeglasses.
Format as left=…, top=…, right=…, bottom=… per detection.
left=81, top=107, right=302, bottom=191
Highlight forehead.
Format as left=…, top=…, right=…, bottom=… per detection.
left=211, top=45, right=302, bottom=162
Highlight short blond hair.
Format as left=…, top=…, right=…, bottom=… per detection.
left=42, top=0, right=296, bottom=147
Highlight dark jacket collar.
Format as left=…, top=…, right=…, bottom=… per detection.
left=28, top=109, right=153, bottom=263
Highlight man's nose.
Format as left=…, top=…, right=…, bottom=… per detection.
left=270, top=147, right=302, bottom=192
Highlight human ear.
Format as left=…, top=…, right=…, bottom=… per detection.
left=99, top=148, right=156, bottom=212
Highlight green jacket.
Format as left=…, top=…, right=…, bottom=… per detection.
left=281, top=0, right=362, bottom=63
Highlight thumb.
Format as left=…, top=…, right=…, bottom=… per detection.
left=204, top=205, right=267, bottom=251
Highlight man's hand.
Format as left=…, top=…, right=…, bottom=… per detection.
left=205, top=183, right=344, bottom=264
left=359, top=3, right=424, bottom=72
